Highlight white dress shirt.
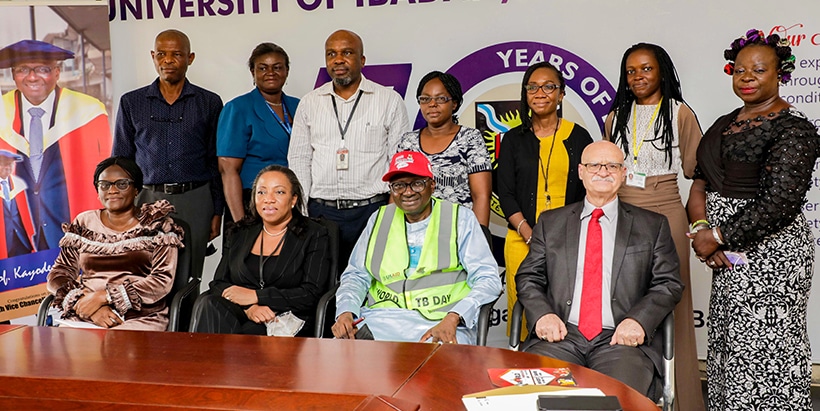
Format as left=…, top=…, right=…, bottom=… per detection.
left=288, top=76, right=409, bottom=201
left=568, top=198, right=619, bottom=329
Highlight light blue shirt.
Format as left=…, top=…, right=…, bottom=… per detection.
left=336, top=200, right=502, bottom=344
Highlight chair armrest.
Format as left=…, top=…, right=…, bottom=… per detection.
left=476, top=298, right=497, bottom=346
left=187, top=291, right=213, bottom=332
left=314, top=284, right=340, bottom=338
left=167, top=278, right=200, bottom=332
left=662, top=311, right=674, bottom=360
left=508, top=300, right=525, bottom=350
left=37, top=294, right=55, bottom=326
left=660, top=311, right=675, bottom=411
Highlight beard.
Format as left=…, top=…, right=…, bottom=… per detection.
left=333, top=75, right=354, bottom=87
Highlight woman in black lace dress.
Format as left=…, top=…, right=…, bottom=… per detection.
left=687, top=29, right=819, bottom=410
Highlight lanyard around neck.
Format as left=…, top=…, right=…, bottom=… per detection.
left=258, top=231, right=286, bottom=289
left=537, top=118, right=560, bottom=207
left=331, top=90, right=364, bottom=142
left=630, top=100, right=662, bottom=165
left=266, top=98, right=292, bottom=136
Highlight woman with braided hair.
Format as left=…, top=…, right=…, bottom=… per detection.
left=604, top=43, right=704, bottom=411
left=688, top=28, right=817, bottom=410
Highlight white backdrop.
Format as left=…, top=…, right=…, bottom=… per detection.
left=101, top=0, right=820, bottom=359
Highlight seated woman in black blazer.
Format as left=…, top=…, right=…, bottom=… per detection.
left=194, top=165, right=331, bottom=336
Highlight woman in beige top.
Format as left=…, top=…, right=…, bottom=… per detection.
left=47, top=157, right=183, bottom=331
left=604, top=43, right=704, bottom=411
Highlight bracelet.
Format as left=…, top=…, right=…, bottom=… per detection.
left=690, top=219, right=710, bottom=232
left=525, top=236, right=532, bottom=245
left=712, top=227, right=724, bottom=245
left=516, top=219, right=526, bottom=236
left=690, top=224, right=708, bottom=234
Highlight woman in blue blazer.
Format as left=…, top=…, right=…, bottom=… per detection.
left=217, top=43, right=299, bottom=224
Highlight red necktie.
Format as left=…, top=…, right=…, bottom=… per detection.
left=579, top=208, right=604, bottom=340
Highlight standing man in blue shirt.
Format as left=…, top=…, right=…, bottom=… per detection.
left=113, top=29, right=223, bottom=281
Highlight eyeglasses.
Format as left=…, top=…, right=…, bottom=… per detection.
left=524, top=84, right=560, bottom=94
left=96, top=179, right=134, bottom=191
left=417, top=96, right=453, bottom=105
left=582, top=163, right=624, bottom=173
left=389, top=179, right=429, bottom=194
left=11, top=66, right=57, bottom=77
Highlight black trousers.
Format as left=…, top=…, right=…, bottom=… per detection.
left=193, top=293, right=313, bottom=337
left=308, top=199, right=385, bottom=273
left=523, top=323, right=657, bottom=399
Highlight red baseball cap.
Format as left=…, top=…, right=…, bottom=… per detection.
left=382, top=151, right=434, bottom=182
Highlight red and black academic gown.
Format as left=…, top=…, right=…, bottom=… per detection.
left=0, top=87, right=111, bottom=251
left=0, top=175, right=34, bottom=258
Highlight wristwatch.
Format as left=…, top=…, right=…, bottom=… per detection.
left=449, top=311, right=465, bottom=326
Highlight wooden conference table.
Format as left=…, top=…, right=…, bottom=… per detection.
left=0, top=324, right=659, bottom=410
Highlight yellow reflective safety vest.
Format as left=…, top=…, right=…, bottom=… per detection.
left=364, top=199, right=471, bottom=321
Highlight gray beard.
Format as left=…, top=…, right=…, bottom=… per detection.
left=334, top=76, right=353, bottom=87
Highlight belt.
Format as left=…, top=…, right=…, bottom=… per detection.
left=310, top=194, right=389, bottom=210
left=143, top=181, right=207, bottom=195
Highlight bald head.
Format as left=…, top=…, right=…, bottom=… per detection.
left=326, top=30, right=363, bottom=56
left=155, top=29, right=191, bottom=54
left=325, top=30, right=365, bottom=94
left=578, top=141, right=626, bottom=207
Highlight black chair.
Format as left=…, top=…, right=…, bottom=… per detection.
left=507, top=300, right=675, bottom=410
left=36, top=217, right=199, bottom=332
left=312, top=218, right=340, bottom=338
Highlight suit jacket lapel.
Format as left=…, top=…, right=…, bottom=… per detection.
left=236, top=224, right=263, bottom=286
left=269, top=230, right=300, bottom=284
left=611, top=202, right=633, bottom=297
left=565, top=203, right=583, bottom=300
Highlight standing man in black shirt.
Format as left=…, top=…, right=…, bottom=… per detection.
left=113, top=29, right=223, bottom=281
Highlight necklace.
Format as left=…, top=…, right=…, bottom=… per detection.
left=723, top=110, right=782, bottom=135
left=258, top=231, right=286, bottom=289
left=262, top=225, right=288, bottom=237
left=266, top=100, right=283, bottom=106
left=536, top=117, right=561, bottom=208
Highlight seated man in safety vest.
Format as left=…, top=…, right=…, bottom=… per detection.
left=332, top=151, right=502, bottom=344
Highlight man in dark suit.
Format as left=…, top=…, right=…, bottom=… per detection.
left=516, top=141, right=683, bottom=399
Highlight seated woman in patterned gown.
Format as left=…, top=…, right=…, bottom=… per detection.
left=46, top=157, right=183, bottom=331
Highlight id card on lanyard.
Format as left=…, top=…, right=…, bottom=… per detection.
left=331, top=90, right=363, bottom=170
left=628, top=101, right=660, bottom=189
left=266, top=98, right=293, bottom=137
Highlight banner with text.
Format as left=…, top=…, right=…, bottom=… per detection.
left=107, top=0, right=820, bottom=359
left=0, top=4, right=113, bottom=321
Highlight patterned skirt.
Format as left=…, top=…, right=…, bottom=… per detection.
left=706, top=192, right=813, bottom=410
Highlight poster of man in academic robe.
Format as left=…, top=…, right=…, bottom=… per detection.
left=0, top=4, right=112, bottom=322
